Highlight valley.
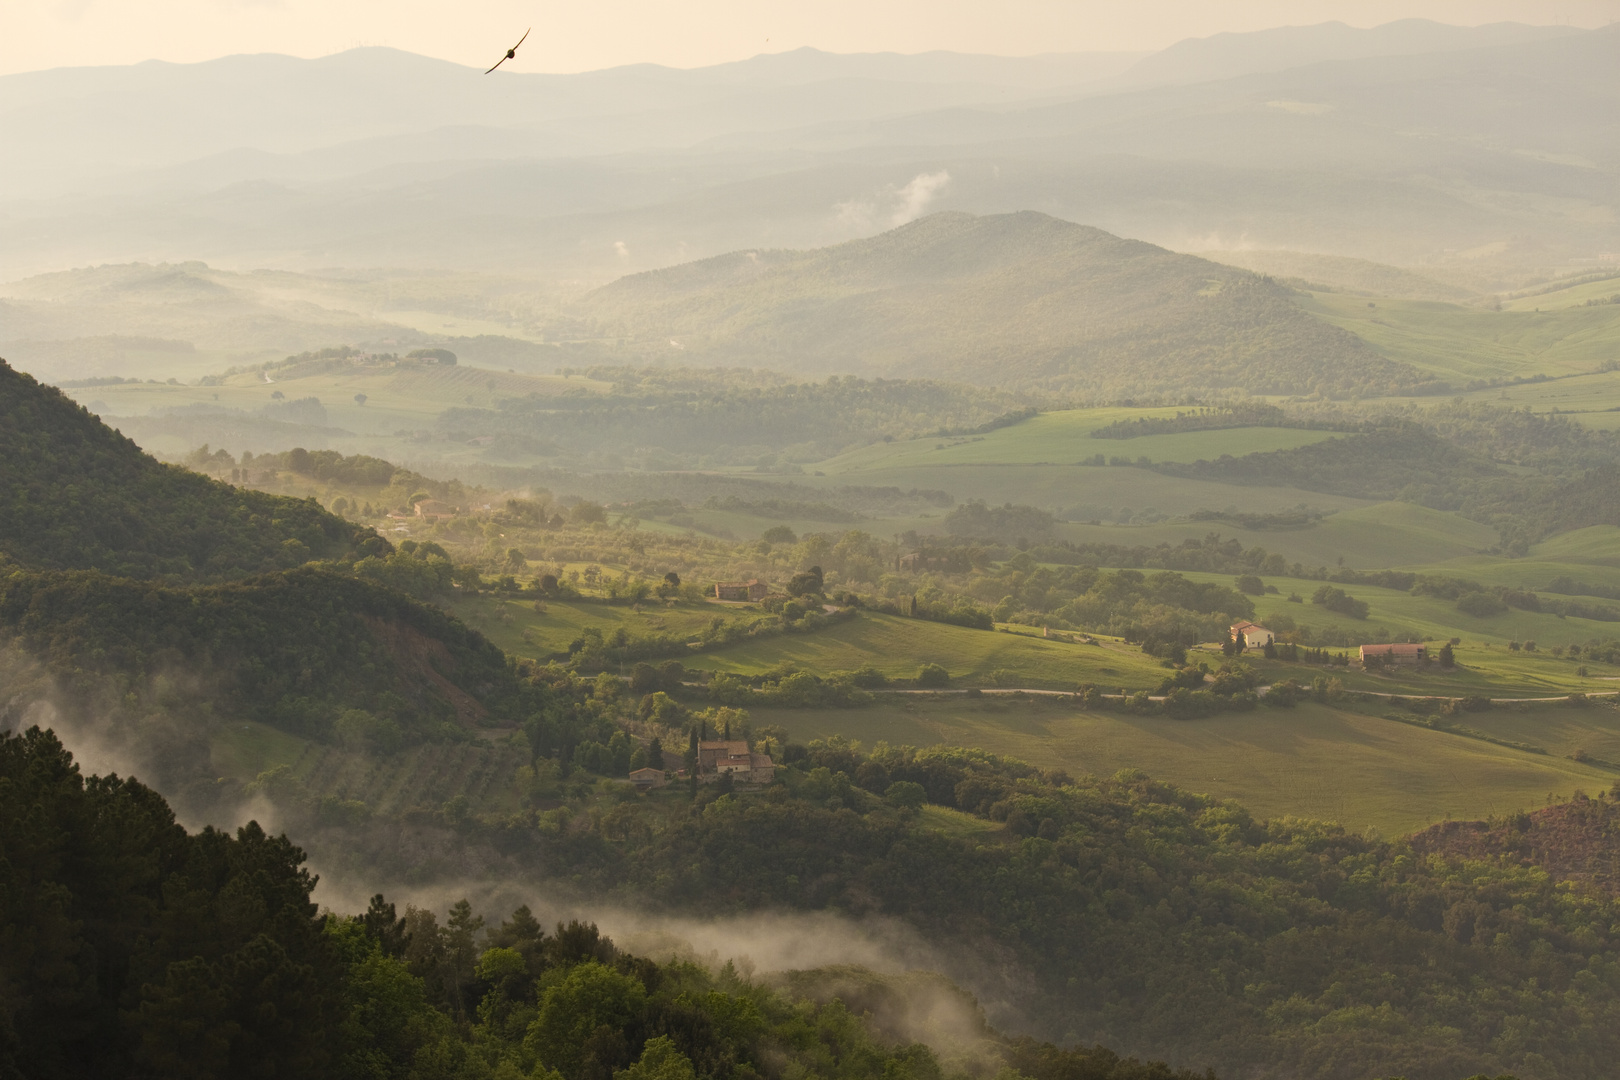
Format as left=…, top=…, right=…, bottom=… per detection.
left=6, top=17, right=1620, bottom=1079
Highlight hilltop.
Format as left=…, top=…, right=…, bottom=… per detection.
left=580, top=212, right=1420, bottom=398
left=0, top=357, right=386, bottom=579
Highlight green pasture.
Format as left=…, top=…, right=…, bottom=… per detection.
left=1050, top=501, right=1494, bottom=570
left=445, top=594, right=725, bottom=661
left=1234, top=645, right=1620, bottom=699
left=1396, top=525, right=1620, bottom=594
left=1500, top=275, right=1620, bottom=313
left=1163, top=567, right=1620, bottom=654
left=1301, top=292, right=1620, bottom=381
left=753, top=696, right=1616, bottom=837
left=803, top=463, right=1369, bottom=520
left=60, top=362, right=608, bottom=440
left=816, top=409, right=1339, bottom=472
left=1453, top=700, right=1620, bottom=764
left=681, top=612, right=1168, bottom=690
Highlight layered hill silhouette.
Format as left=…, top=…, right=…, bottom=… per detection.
left=580, top=212, right=1423, bottom=397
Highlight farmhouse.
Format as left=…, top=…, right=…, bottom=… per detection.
left=629, top=767, right=667, bottom=791
left=414, top=499, right=457, bottom=521
left=1231, top=621, right=1274, bottom=649
left=1360, top=643, right=1427, bottom=666
left=697, top=739, right=776, bottom=784
left=713, top=579, right=768, bottom=602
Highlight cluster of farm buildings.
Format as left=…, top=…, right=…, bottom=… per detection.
left=629, top=739, right=776, bottom=791
left=1231, top=622, right=1428, bottom=665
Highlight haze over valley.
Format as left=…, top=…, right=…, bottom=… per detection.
left=5, top=9, right=1620, bottom=1080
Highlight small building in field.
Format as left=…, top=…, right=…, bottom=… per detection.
left=1361, top=643, right=1427, bottom=666
left=714, top=579, right=768, bottom=602
left=629, top=767, right=667, bottom=791
left=1231, top=621, right=1274, bottom=649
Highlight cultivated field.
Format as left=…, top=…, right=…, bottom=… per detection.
left=754, top=695, right=1619, bottom=836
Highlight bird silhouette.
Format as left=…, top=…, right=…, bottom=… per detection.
left=486, top=28, right=530, bottom=74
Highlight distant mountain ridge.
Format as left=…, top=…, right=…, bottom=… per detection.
left=0, top=21, right=1610, bottom=281
left=1113, top=18, right=1579, bottom=87
left=580, top=211, right=1420, bottom=398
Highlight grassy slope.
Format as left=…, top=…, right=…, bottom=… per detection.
left=443, top=594, right=726, bottom=660
left=1193, top=249, right=1476, bottom=302
left=816, top=409, right=1340, bottom=470
left=1168, top=567, right=1620, bottom=654
left=754, top=696, right=1617, bottom=837
left=1050, top=502, right=1495, bottom=569
left=1301, top=291, right=1620, bottom=381
left=804, top=461, right=1368, bottom=520
left=61, top=363, right=610, bottom=455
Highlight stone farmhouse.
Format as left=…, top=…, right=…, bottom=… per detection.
left=1360, top=643, right=1427, bottom=666
left=698, top=739, right=776, bottom=784
left=713, top=579, right=768, bottom=602
left=1231, top=621, right=1275, bottom=649
left=629, top=767, right=667, bottom=791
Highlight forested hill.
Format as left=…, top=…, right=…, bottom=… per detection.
left=0, top=727, right=1210, bottom=1080
left=0, top=357, right=380, bottom=579
left=579, top=212, right=1423, bottom=399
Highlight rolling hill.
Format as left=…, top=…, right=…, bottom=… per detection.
left=0, top=356, right=383, bottom=578
left=0, top=355, right=532, bottom=813
left=580, top=211, right=1419, bottom=397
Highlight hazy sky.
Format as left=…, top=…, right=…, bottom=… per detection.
left=4, top=0, right=1617, bottom=76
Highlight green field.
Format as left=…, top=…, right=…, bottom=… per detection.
left=60, top=362, right=612, bottom=460
left=445, top=594, right=724, bottom=660
left=804, top=462, right=1367, bottom=521
left=682, top=612, right=1169, bottom=690
left=754, top=696, right=1618, bottom=836
left=816, top=408, right=1340, bottom=471
left=1048, top=501, right=1495, bottom=569
left=1301, top=291, right=1620, bottom=382
left=1162, top=565, right=1620, bottom=654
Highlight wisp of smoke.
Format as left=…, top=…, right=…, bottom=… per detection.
left=890, top=170, right=951, bottom=227
left=833, top=170, right=953, bottom=235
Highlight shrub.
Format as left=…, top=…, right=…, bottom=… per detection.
left=1312, top=585, right=1370, bottom=619
left=1457, top=591, right=1508, bottom=617
left=916, top=663, right=950, bottom=688
left=884, top=780, right=927, bottom=809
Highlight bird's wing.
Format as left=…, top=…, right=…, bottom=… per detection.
left=512, top=27, right=531, bottom=50
left=485, top=54, right=507, bottom=74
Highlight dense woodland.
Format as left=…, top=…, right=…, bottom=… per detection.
left=1, top=728, right=1211, bottom=1080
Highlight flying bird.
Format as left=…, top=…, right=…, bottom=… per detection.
left=486, top=28, right=530, bottom=74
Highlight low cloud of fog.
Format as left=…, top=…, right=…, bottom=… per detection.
left=0, top=648, right=279, bottom=834
left=834, top=170, right=953, bottom=234
left=310, top=870, right=1031, bottom=1036
left=1, top=652, right=1035, bottom=1040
